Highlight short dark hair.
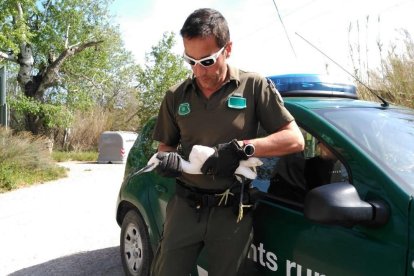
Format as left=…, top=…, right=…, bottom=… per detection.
left=180, top=8, right=230, bottom=48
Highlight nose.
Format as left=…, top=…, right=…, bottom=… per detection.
left=192, top=63, right=206, bottom=76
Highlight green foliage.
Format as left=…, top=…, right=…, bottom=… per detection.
left=2, top=0, right=139, bottom=134
left=31, top=0, right=113, bottom=61
left=1, top=0, right=113, bottom=59
left=0, top=0, right=36, bottom=51
left=136, top=32, right=190, bottom=125
left=8, top=94, right=73, bottom=128
left=61, top=30, right=139, bottom=111
left=0, top=127, right=67, bottom=192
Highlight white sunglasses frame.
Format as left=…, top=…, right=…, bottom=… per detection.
left=183, top=46, right=226, bottom=67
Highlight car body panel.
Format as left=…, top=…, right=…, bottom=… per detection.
left=408, top=201, right=414, bottom=276
left=116, top=75, right=414, bottom=275
left=246, top=99, right=411, bottom=275
left=252, top=200, right=407, bottom=276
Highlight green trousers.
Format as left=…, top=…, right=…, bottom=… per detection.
left=150, top=194, right=253, bottom=276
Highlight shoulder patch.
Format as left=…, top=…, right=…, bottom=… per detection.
left=178, top=103, right=191, bottom=116
left=267, top=78, right=284, bottom=104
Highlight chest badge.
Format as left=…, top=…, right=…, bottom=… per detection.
left=228, top=95, right=247, bottom=109
left=178, top=103, right=191, bottom=116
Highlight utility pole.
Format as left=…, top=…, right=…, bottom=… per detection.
left=0, top=65, right=8, bottom=128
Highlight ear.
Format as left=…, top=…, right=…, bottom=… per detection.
left=225, top=41, right=233, bottom=59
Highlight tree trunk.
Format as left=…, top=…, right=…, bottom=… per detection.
left=13, top=41, right=103, bottom=134
left=15, top=43, right=42, bottom=134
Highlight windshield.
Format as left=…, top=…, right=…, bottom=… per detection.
left=317, top=107, right=414, bottom=189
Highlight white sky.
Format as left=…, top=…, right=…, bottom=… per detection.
left=110, top=0, right=414, bottom=81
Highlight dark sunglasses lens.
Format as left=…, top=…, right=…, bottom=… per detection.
left=200, top=59, right=215, bottom=67
left=184, top=57, right=195, bottom=66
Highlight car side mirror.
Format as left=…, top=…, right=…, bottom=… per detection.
left=304, top=182, right=389, bottom=227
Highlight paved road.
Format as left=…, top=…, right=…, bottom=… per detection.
left=0, top=161, right=126, bottom=276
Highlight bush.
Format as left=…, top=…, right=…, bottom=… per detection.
left=349, top=26, right=414, bottom=108
left=62, top=108, right=110, bottom=151
left=0, top=127, right=67, bottom=192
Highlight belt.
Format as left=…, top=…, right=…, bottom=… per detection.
left=176, top=179, right=261, bottom=222
left=175, top=180, right=237, bottom=209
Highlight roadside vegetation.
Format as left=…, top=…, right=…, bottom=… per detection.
left=0, top=1, right=188, bottom=192
left=347, top=18, right=414, bottom=108
left=0, top=127, right=67, bottom=192
left=362, top=30, right=414, bottom=109
left=52, top=151, right=98, bottom=162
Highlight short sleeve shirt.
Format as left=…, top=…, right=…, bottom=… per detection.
left=153, top=66, right=294, bottom=190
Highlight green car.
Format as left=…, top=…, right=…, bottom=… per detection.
left=116, top=74, right=414, bottom=276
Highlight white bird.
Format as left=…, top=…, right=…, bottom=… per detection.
left=134, top=144, right=263, bottom=179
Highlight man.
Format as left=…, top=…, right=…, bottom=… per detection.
left=269, top=140, right=348, bottom=203
left=151, top=8, right=304, bottom=276
left=305, top=141, right=348, bottom=189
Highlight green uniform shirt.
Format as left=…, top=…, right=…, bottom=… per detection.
left=153, top=66, right=294, bottom=190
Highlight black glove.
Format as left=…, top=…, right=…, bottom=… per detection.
left=200, top=139, right=248, bottom=177
left=155, top=152, right=182, bottom=177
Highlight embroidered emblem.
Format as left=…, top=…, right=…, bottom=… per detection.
left=178, top=103, right=191, bottom=116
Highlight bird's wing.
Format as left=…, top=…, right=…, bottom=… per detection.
left=182, top=145, right=215, bottom=174
left=236, top=158, right=263, bottom=179
left=235, top=166, right=258, bottom=179
left=239, top=157, right=263, bottom=167
left=184, top=145, right=263, bottom=178
left=181, top=160, right=202, bottom=174
left=189, top=145, right=215, bottom=164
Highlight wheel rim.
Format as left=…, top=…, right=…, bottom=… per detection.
left=123, top=222, right=144, bottom=273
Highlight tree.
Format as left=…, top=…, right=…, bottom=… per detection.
left=135, top=32, right=190, bottom=126
left=0, top=0, right=137, bottom=134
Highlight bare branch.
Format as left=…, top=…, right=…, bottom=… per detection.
left=65, top=25, right=71, bottom=49
left=16, top=2, right=24, bottom=19
left=69, top=40, right=103, bottom=53
left=44, top=0, right=52, bottom=12
left=68, top=41, right=81, bottom=49
left=36, top=40, right=104, bottom=94
left=66, top=69, right=108, bottom=91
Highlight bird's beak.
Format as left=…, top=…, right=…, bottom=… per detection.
left=131, top=163, right=156, bottom=177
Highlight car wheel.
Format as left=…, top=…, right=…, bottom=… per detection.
left=120, top=210, right=153, bottom=276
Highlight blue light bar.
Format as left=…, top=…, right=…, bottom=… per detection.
left=267, top=73, right=358, bottom=99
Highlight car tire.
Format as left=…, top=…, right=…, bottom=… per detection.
left=120, top=210, right=153, bottom=276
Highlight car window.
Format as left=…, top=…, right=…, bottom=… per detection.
left=252, top=128, right=349, bottom=204
left=317, top=107, right=414, bottom=190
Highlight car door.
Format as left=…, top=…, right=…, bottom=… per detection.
left=249, top=128, right=408, bottom=276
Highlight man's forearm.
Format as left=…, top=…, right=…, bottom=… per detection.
left=240, top=121, right=304, bottom=157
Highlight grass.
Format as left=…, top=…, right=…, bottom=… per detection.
left=52, top=151, right=98, bottom=162
left=0, top=128, right=98, bottom=193
left=0, top=164, right=68, bottom=193
left=0, top=127, right=69, bottom=192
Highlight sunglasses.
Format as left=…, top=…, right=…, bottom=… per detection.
left=183, top=46, right=226, bottom=67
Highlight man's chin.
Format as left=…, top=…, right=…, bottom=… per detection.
left=197, top=79, right=212, bottom=89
